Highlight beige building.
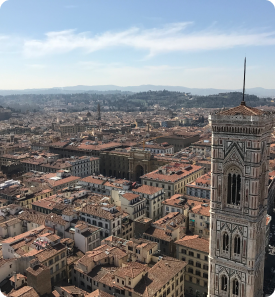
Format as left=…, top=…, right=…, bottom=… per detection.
left=119, top=192, right=146, bottom=221
left=176, top=235, right=209, bottom=297
left=0, top=218, right=22, bottom=238
left=141, top=162, right=204, bottom=198
left=143, top=212, right=186, bottom=257
left=133, top=185, right=165, bottom=221
left=36, top=240, right=67, bottom=285
left=74, top=221, right=101, bottom=253
left=73, top=242, right=187, bottom=297
left=189, top=202, right=210, bottom=239
left=60, top=124, right=86, bottom=135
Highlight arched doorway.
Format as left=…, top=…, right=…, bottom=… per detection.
left=135, top=165, right=144, bottom=183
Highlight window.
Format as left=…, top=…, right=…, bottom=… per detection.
left=204, top=256, right=208, bottom=261
left=195, top=270, right=201, bottom=276
left=55, top=255, right=59, bottom=262
left=188, top=268, right=193, bottom=273
left=203, top=273, right=208, bottom=279
left=49, top=259, right=53, bottom=265
left=189, top=251, right=194, bottom=257
left=222, top=232, right=229, bottom=252
left=188, top=260, right=194, bottom=265
left=181, top=249, right=186, bottom=254
left=196, top=262, right=201, bottom=268
left=221, top=275, right=227, bottom=291
left=227, top=171, right=241, bottom=205
left=233, top=279, right=239, bottom=295
left=197, top=253, right=200, bottom=259
left=234, top=235, right=241, bottom=255
left=50, top=268, right=53, bottom=274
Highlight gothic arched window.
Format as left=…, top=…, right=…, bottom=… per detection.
left=222, top=232, right=229, bottom=252
left=227, top=168, right=241, bottom=205
left=234, top=235, right=241, bottom=255
left=233, top=279, right=239, bottom=295
left=221, top=275, right=228, bottom=291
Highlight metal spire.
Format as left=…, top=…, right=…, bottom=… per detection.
left=241, top=57, right=246, bottom=106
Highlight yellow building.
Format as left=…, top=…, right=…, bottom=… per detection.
left=141, top=163, right=204, bottom=198
left=176, top=235, right=209, bottom=297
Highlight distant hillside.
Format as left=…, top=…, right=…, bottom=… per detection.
left=0, top=85, right=275, bottom=97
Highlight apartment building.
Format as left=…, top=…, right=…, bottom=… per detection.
left=142, top=163, right=204, bottom=198
left=190, top=139, right=211, bottom=157
left=90, top=157, right=100, bottom=175
left=189, top=202, right=210, bottom=239
left=80, top=204, right=123, bottom=238
left=35, top=240, right=67, bottom=285
left=60, top=124, right=86, bottom=135
left=0, top=218, right=22, bottom=238
left=119, top=192, right=146, bottom=221
left=133, top=185, right=164, bottom=221
left=119, top=214, right=134, bottom=240
left=73, top=243, right=187, bottom=297
left=74, top=221, right=101, bottom=253
left=162, top=194, right=187, bottom=217
left=143, top=212, right=186, bottom=257
left=175, top=235, right=209, bottom=297
left=125, top=238, right=158, bottom=264
left=186, top=172, right=211, bottom=199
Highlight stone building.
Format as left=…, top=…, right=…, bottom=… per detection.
left=26, top=259, right=52, bottom=296
left=208, top=100, right=273, bottom=297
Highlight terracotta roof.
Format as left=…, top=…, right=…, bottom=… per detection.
left=135, top=257, right=187, bottom=296
left=35, top=243, right=66, bottom=263
left=190, top=203, right=210, bottom=217
left=86, top=289, right=113, bottom=297
left=175, top=235, right=209, bottom=253
left=8, top=286, right=39, bottom=297
left=81, top=204, right=122, bottom=220
left=133, top=185, right=162, bottom=195
left=115, top=261, right=147, bottom=279
left=219, top=102, right=264, bottom=116
left=122, top=193, right=139, bottom=201
left=81, top=176, right=105, bottom=185
left=141, top=163, right=203, bottom=183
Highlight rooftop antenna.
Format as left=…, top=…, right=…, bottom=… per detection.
left=241, top=57, right=246, bottom=106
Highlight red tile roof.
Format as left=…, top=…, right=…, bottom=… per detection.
left=175, top=235, right=209, bottom=253
left=219, top=103, right=264, bottom=116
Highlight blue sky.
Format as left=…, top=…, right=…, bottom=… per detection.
left=0, top=0, right=275, bottom=89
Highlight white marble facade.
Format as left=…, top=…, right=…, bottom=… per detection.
left=208, top=103, right=274, bottom=297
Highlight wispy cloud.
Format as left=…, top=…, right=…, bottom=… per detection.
left=23, top=22, right=275, bottom=58
left=26, top=64, right=47, bottom=69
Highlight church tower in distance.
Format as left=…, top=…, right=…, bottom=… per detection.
left=208, top=61, right=273, bottom=297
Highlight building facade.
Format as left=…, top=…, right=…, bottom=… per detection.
left=208, top=101, right=273, bottom=297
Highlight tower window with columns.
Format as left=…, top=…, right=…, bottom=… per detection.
left=227, top=168, right=241, bottom=206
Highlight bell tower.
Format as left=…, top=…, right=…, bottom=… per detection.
left=208, top=60, right=273, bottom=297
